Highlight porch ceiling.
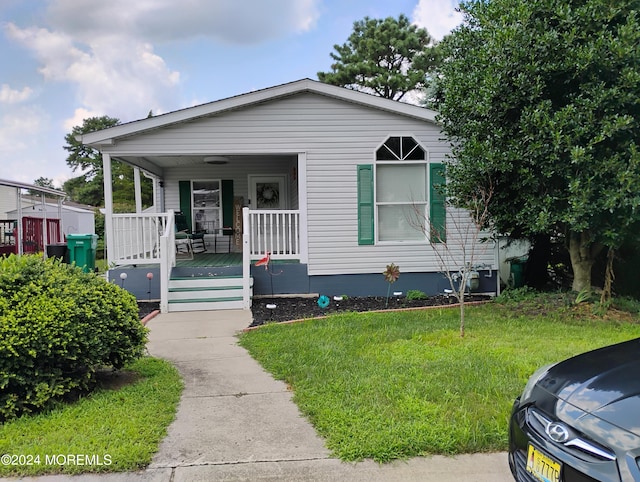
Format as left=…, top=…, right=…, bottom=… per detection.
left=114, top=154, right=296, bottom=177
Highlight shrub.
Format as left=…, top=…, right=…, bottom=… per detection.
left=406, top=289, right=427, bottom=300
left=0, top=254, right=147, bottom=421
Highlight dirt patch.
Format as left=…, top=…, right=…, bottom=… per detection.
left=249, top=294, right=492, bottom=327
left=95, top=368, right=141, bottom=391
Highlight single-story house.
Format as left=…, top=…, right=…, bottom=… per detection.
left=81, top=79, right=498, bottom=312
left=0, top=179, right=67, bottom=255
left=8, top=199, right=95, bottom=236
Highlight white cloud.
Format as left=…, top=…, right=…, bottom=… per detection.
left=0, top=107, right=43, bottom=153
left=4, top=0, right=319, bottom=127
left=46, top=0, right=320, bottom=45
left=412, top=0, right=463, bottom=40
left=6, top=22, right=181, bottom=122
left=0, top=84, right=33, bottom=104
left=63, top=108, right=102, bottom=132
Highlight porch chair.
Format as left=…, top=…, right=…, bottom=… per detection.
left=175, top=213, right=206, bottom=255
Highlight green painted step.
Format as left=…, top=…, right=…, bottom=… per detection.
left=170, top=275, right=243, bottom=281
left=169, top=286, right=242, bottom=292
left=168, top=296, right=243, bottom=304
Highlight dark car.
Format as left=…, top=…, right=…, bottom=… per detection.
left=509, top=337, right=640, bottom=482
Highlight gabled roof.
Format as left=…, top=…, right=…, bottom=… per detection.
left=82, top=78, right=438, bottom=146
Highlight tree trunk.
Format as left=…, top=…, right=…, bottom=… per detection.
left=568, top=231, right=603, bottom=292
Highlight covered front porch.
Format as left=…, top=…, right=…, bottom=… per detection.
left=106, top=204, right=305, bottom=312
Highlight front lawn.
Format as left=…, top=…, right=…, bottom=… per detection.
left=0, top=357, right=183, bottom=477
left=239, top=296, right=640, bottom=462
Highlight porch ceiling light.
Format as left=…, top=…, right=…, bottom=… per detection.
left=204, top=156, right=229, bottom=165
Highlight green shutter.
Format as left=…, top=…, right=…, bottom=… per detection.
left=221, top=180, right=234, bottom=235
left=357, top=165, right=375, bottom=245
left=429, top=163, right=446, bottom=243
left=178, top=181, right=193, bottom=232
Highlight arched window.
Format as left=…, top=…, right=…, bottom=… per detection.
left=358, top=136, right=445, bottom=244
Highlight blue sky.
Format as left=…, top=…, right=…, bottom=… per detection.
left=0, top=0, right=462, bottom=189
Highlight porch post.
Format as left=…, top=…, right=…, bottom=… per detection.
left=57, top=197, right=64, bottom=242
left=242, top=207, right=251, bottom=309
left=15, top=187, right=23, bottom=255
left=297, top=152, right=309, bottom=263
left=41, top=193, right=47, bottom=257
left=134, top=167, right=143, bottom=213
left=103, top=153, right=115, bottom=265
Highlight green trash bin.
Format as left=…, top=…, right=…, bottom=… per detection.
left=66, top=234, right=98, bottom=273
left=509, top=257, right=527, bottom=288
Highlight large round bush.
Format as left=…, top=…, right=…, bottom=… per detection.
left=0, top=254, right=147, bottom=421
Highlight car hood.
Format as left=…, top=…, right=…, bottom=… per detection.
left=534, top=338, right=640, bottom=438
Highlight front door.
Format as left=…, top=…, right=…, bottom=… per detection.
left=248, top=175, right=288, bottom=210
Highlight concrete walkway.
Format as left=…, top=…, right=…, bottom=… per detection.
left=12, top=310, right=513, bottom=481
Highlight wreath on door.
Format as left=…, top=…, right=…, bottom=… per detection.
left=256, top=182, right=280, bottom=208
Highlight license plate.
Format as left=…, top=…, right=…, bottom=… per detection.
left=526, top=444, right=561, bottom=482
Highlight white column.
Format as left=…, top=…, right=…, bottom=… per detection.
left=57, top=197, right=64, bottom=241
left=134, top=167, right=143, bottom=213
left=297, top=152, right=309, bottom=264
left=103, top=153, right=115, bottom=265
left=15, top=187, right=23, bottom=255
left=41, top=193, right=47, bottom=257
left=242, top=207, right=251, bottom=309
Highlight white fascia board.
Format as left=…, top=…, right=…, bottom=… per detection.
left=81, top=79, right=439, bottom=146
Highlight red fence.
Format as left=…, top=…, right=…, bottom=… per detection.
left=0, top=217, right=61, bottom=255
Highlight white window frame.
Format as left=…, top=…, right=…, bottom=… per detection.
left=374, top=136, right=429, bottom=244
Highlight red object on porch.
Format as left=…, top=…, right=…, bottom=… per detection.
left=21, top=216, right=61, bottom=254
left=255, top=252, right=270, bottom=270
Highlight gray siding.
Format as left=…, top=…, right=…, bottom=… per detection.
left=105, top=92, right=495, bottom=277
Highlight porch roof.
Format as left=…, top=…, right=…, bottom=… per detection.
left=80, top=78, right=439, bottom=148
left=0, top=178, right=66, bottom=198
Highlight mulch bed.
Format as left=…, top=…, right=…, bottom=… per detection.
left=249, top=295, right=492, bottom=327
left=137, top=295, right=493, bottom=328
left=138, top=301, right=160, bottom=320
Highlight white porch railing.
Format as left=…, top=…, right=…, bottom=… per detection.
left=110, top=209, right=301, bottom=312
left=246, top=209, right=300, bottom=260
left=159, top=210, right=176, bottom=313
left=112, top=213, right=169, bottom=264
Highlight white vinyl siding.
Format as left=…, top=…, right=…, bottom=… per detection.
left=101, top=92, right=494, bottom=276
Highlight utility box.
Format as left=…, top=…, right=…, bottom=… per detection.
left=46, top=242, right=68, bottom=263
left=66, top=234, right=98, bottom=273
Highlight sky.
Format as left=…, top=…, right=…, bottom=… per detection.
left=0, top=0, right=463, bottom=189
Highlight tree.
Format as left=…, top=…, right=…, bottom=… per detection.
left=63, top=116, right=153, bottom=209
left=318, top=14, right=438, bottom=101
left=413, top=180, right=494, bottom=337
left=28, top=177, right=56, bottom=195
left=436, top=0, right=640, bottom=293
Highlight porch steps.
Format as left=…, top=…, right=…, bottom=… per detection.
left=167, top=275, right=252, bottom=312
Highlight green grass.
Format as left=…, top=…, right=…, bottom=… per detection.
left=0, top=357, right=183, bottom=477
left=239, top=299, right=640, bottom=462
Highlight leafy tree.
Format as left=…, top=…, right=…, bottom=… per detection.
left=436, top=0, right=640, bottom=293
left=318, top=14, right=438, bottom=101
left=28, top=177, right=56, bottom=195
left=63, top=116, right=153, bottom=209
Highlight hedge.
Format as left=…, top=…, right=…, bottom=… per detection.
left=0, top=254, right=147, bottom=421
